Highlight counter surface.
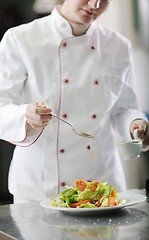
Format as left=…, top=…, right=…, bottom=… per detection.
left=0, top=190, right=148, bottom=240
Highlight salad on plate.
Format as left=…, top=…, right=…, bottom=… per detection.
left=49, top=180, right=125, bottom=208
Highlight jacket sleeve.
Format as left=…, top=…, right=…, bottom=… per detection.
left=0, top=29, right=43, bottom=147
left=112, top=42, right=147, bottom=140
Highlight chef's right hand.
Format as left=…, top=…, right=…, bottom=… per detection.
left=25, top=102, right=52, bottom=130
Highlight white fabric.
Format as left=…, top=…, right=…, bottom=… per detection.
left=13, top=196, right=37, bottom=204
left=0, top=8, right=147, bottom=201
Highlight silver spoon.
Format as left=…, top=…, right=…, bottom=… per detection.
left=51, top=113, right=95, bottom=139
left=36, top=102, right=95, bottom=139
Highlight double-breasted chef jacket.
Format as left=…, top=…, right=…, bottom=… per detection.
left=0, top=7, right=147, bottom=201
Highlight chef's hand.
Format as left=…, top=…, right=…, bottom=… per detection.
left=25, top=101, right=52, bottom=130
left=130, top=119, right=149, bottom=151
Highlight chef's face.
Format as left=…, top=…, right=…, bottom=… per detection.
left=61, top=0, right=112, bottom=26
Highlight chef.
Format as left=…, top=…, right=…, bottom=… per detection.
left=0, top=0, right=149, bottom=203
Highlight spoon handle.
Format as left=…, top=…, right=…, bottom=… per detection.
left=133, top=129, right=141, bottom=141
left=51, top=113, right=75, bottom=131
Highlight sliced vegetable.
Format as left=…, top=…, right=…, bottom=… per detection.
left=75, top=180, right=87, bottom=191
left=108, top=197, right=118, bottom=206
left=70, top=199, right=91, bottom=208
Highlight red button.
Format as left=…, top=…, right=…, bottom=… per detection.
left=64, top=79, right=69, bottom=84
left=63, top=42, right=67, bottom=47
left=62, top=114, right=67, bottom=118
left=60, top=149, right=65, bottom=153
left=92, top=114, right=96, bottom=119
left=91, top=46, right=95, bottom=49
left=94, top=80, right=99, bottom=85
left=87, top=145, right=91, bottom=150
left=61, top=182, right=66, bottom=187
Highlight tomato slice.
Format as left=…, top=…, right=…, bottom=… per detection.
left=94, top=181, right=99, bottom=187
left=108, top=197, right=118, bottom=206
left=75, top=180, right=99, bottom=192
left=75, top=180, right=87, bottom=191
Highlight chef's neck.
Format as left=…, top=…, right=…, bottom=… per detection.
left=70, top=22, right=89, bottom=36
left=59, top=8, right=89, bottom=36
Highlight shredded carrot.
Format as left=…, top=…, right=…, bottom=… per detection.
left=70, top=199, right=91, bottom=208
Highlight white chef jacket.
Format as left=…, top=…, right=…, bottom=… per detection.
left=0, top=8, right=147, bottom=201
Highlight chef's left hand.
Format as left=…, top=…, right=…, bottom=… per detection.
left=130, top=119, right=149, bottom=151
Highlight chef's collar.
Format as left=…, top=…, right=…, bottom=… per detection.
left=51, top=6, right=96, bottom=37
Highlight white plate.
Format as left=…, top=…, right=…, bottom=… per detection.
left=40, top=192, right=146, bottom=214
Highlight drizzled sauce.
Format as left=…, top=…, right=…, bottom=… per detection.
left=89, top=139, right=94, bottom=160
